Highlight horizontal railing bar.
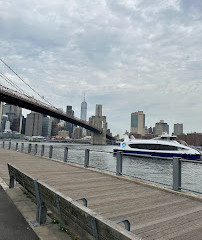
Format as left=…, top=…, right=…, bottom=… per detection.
left=179, top=159, right=202, bottom=164
left=61, top=159, right=84, bottom=166
left=179, top=187, right=202, bottom=195
left=123, top=172, right=172, bottom=187
left=89, top=165, right=116, bottom=174
left=89, top=149, right=113, bottom=154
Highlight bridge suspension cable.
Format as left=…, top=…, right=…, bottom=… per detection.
left=0, top=71, right=30, bottom=97
left=0, top=58, right=55, bottom=108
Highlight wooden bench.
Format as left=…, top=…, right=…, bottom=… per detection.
left=8, top=163, right=139, bottom=240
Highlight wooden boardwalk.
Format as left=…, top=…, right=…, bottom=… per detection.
left=1, top=148, right=202, bottom=240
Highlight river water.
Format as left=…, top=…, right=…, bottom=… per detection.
left=2, top=141, right=202, bottom=194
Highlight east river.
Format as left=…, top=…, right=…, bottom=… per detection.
left=2, top=141, right=202, bottom=194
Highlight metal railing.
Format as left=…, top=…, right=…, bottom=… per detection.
left=172, top=158, right=202, bottom=193
left=1, top=140, right=202, bottom=194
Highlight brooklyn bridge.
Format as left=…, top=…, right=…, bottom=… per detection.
left=0, top=59, right=114, bottom=144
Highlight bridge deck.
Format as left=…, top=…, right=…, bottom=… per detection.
left=1, top=148, right=202, bottom=240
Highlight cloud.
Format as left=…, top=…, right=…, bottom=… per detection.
left=0, top=0, right=202, bottom=135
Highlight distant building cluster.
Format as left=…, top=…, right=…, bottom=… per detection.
left=0, top=101, right=25, bottom=138
left=128, top=110, right=202, bottom=146
left=0, top=99, right=201, bottom=146
left=129, top=111, right=180, bottom=137
left=0, top=97, right=112, bottom=142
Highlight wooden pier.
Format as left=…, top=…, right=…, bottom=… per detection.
left=1, top=148, right=202, bottom=239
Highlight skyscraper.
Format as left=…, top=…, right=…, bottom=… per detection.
left=42, top=116, right=52, bottom=138
left=65, top=106, right=74, bottom=137
left=66, top=106, right=74, bottom=116
left=3, top=104, right=22, bottom=118
left=174, top=123, right=183, bottom=136
left=155, top=120, right=169, bottom=135
left=96, top=104, right=102, bottom=116
left=25, top=112, right=43, bottom=136
left=4, top=120, right=11, bottom=132
left=51, top=118, right=59, bottom=137
left=131, top=111, right=145, bottom=136
left=80, top=96, right=87, bottom=121
left=73, top=127, right=83, bottom=139
left=3, top=103, right=22, bottom=132
left=80, top=97, right=87, bottom=137
left=1, top=115, right=8, bottom=132
left=91, top=104, right=107, bottom=145
left=0, top=102, right=3, bottom=131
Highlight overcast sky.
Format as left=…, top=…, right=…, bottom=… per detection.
left=0, top=0, right=202, bottom=136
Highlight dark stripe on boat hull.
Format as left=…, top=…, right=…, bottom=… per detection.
left=113, top=149, right=201, bottom=160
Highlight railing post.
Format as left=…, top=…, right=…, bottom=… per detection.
left=116, top=151, right=123, bottom=176
left=15, top=142, right=18, bottom=151
left=28, top=143, right=32, bottom=153
left=41, top=145, right=44, bottom=156
left=64, top=147, right=68, bottom=162
left=84, top=149, right=89, bottom=167
left=21, top=143, right=24, bottom=152
left=49, top=145, right=53, bottom=158
left=173, top=157, right=181, bottom=191
left=8, top=141, right=11, bottom=150
left=34, top=144, right=38, bottom=155
left=2, top=141, right=5, bottom=148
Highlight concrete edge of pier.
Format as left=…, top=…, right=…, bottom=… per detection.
left=0, top=176, right=76, bottom=240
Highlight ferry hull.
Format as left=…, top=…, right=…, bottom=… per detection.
left=113, top=149, right=201, bottom=160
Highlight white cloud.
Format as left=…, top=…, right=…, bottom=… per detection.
left=0, top=0, right=202, bottom=135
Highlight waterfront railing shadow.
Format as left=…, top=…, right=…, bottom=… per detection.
left=1, top=140, right=202, bottom=195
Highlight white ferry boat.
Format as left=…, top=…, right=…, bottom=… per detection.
left=113, top=133, right=201, bottom=160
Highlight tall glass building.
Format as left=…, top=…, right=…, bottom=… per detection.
left=131, top=111, right=145, bottom=136
left=65, top=106, right=74, bottom=137
left=42, top=116, right=52, bottom=138
left=80, top=97, right=87, bottom=121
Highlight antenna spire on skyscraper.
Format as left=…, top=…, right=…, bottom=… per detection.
left=81, top=95, right=87, bottom=121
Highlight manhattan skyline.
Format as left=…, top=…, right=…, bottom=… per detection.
left=0, top=0, right=202, bottom=135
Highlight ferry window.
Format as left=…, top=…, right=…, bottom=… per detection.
left=129, top=144, right=178, bottom=151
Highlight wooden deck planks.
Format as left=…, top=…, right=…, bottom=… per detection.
left=133, top=208, right=202, bottom=238
left=156, top=220, right=202, bottom=240
left=168, top=225, right=202, bottom=240
left=134, top=209, right=202, bottom=234
left=1, top=148, right=202, bottom=240
left=128, top=200, right=202, bottom=227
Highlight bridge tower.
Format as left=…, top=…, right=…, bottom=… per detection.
left=91, top=105, right=107, bottom=145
